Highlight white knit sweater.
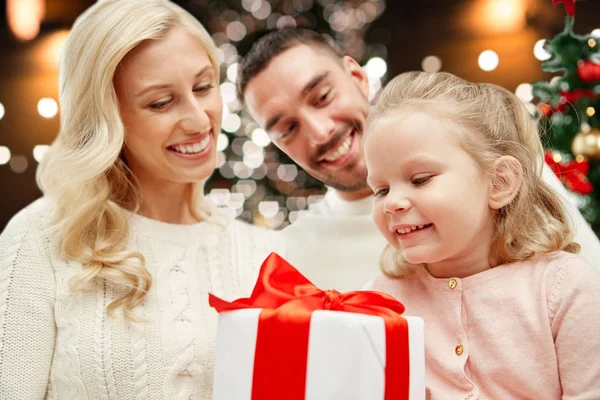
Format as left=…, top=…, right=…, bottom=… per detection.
left=0, top=198, right=284, bottom=399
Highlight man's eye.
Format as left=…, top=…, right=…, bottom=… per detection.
left=316, top=90, right=331, bottom=105
left=282, top=123, right=297, bottom=138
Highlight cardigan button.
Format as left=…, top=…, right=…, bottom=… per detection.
left=455, top=344, right=464, bottom=356
left=448, top=279, right=457, bottom=289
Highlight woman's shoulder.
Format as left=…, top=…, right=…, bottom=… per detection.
left=0, top=197, right=56, bottom=270
left=2, top=197, right=54, bottom=236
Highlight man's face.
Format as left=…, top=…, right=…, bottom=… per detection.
left=244, top=44, right=371, bottom=192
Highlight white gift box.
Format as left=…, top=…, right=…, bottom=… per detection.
left=213, top=308, right=425, bottom=400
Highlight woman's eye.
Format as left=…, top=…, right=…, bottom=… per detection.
left=149, top=100, right=171, bottom=110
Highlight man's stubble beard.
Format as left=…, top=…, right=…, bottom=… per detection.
left=308, top=120, right=369, bottom=193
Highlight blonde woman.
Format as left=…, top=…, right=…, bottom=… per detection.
left=0, top=1, right=283, bottom=398
left=364, top=71, right=600, bottom=398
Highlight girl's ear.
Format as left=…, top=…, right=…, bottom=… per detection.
left=488, top=156, right=523, bottom=210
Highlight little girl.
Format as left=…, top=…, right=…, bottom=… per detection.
left=363, top=71, right=600, bottom=399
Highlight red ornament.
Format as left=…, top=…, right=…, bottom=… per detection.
left=557, top=89, right=597, bottom=111
left=544, top=150, right=593, bottom=195
left=538, top=103, right=554, bottom=117
left=553, top=0, right=576, bottom=16
left=578, top=60, right=600, bottom=83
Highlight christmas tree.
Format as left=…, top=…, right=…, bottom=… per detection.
left=533, top=0, right=600, bottom=237
left=182, top=0, right=387, bottom=229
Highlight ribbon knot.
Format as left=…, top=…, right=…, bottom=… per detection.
left=322, top=289, right=342, bottom=310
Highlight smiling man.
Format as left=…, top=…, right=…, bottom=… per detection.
left=238, top=28, right=600, bottom=290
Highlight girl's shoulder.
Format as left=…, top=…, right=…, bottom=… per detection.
left=519, top=250, right=598, bottom=280
left=518, top=251, right=600, bottom=310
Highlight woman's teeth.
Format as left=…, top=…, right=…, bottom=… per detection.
left=171, top=136, right=210, bottom=155
left=324, top=136, right=352, bottom=162
left=396, top=224, right=432, bottom=235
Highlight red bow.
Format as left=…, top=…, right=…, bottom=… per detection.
left=557, top=89, right=597, bottom=111
left=553, top=0, right=575, bottom=16
left=545, top=151, right=593, bottom=195
left=210, top=253, right=410, bottom=400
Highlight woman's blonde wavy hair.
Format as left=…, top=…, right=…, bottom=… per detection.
left=37, top=0, right=221, bottom=319
left=366, top=71, right=579, bottom=277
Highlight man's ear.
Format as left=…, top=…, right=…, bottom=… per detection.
left=342, top=55, right=369, bottom=98
left=488, top=156, right=524, bottom=210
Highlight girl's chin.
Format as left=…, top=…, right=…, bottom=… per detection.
left=401, top=248, right=436, bottom=265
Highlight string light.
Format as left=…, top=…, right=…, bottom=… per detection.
left=37, top=98, right=58, bottom=119
left=0, top=103, right=5, bottom=120
left=0, top=146, right=11, bottom=165
left=32, top=145, right=50, bottom=162
left=9, top=155, right=28, bottom=173
left=478, top=50, right=499, bottom=71
left=515, top=83, right=534, bottom=103
left=364, top=57, right=387, bottom=79
left=7, top=0, right=44, bottom=42
left=534, top=39, right=551, bottom=61
left=422, top=56, right=442, bottom=73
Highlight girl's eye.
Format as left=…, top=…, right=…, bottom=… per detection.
left=194, top=84, right=214, bottom=93
left=412, top=176, right=432, bottom=186
left=374, top=188, right=389, bottom=197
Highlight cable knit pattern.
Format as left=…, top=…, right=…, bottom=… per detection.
left=0, top=222, right=26, bottom=359
left=0, top=198, right=285, bottom=400
left=52, top=260, right=87, bottom=399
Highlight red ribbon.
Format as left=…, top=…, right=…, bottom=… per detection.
left=545, top=150, right=593, bottom=195
left=553, top=0, right=575, bottom=16
left=210, top=253, right=410, bottom=400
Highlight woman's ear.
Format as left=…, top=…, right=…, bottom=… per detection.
left=342, top=55, right=369, bottom=98
left=488, top=156, right=523, bottom=210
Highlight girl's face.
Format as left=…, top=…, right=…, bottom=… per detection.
left=365, top=111, right=497, bottom=278
left=114, top=26, right=222, bottom=192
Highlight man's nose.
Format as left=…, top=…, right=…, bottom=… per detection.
left=303, top=112, right=336, bottom=145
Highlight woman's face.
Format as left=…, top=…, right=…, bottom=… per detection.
left=114, top=26, right=222, bottom=190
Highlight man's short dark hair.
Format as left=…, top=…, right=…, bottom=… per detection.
left=237, top=28, right=343, bottom=103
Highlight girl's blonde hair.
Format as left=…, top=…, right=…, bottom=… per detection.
left=367, top=71, right=579, bottom=277
left=37, top=0, right=221, bottom=319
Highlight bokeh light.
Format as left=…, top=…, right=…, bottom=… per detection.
left=478, top=50, right=499, bottom=71
left=37, top=98, right=58, bottom=118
